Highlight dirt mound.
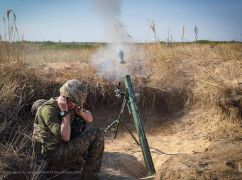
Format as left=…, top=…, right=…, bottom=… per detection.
left=158, top=141, right=242, bottom=180
left=219, top=85, right=242, bottom=119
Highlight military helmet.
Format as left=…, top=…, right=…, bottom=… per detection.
left=59, top=79, right=87, bottom=106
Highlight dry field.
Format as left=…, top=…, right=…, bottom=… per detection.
left=0, top=41, right=242, bottom=179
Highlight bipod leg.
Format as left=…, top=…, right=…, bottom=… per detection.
left=104, top=119, right=119, bottom=133
left=113, top=97, right=127, bottom=139
left=124, top=123, right=140, bottom=146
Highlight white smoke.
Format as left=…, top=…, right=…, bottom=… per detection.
left=91, top=0, right=131, bottom=43
left=91, top=0, right=149, bottom=81
left=91, top=43, right=149, bottom=81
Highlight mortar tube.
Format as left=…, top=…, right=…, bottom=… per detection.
left=123, top=75, right=156, bottom=176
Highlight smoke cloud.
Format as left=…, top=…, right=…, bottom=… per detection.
left=91, top=44, right=149, bottom=81
left=91, top=0, right=131, bottom=43
left=91, top=0, right=149, bottom=82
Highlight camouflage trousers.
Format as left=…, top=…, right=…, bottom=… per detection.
left=46, top=126, right=104, bottom=178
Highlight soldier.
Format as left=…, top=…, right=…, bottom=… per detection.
left=32, top=79, right=104, bottom=180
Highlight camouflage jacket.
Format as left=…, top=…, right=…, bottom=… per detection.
left=32, top=98, right=62, bottom=156
left=32, top=98, right=86, bottom=156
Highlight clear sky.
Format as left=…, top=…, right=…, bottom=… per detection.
left=0, top=0, right=241, bottom=42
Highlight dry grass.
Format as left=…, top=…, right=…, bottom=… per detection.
left=144, top=42, right=242, bottom=141
left=0, top=14, right=242, bottom=178
left=15, top=42, right=241, bottom=118
left=24, top=43, right=97, bottom=64
left=146, top=43, right=242, bottom=108
left=0, top=10, right=24, bottom=63
left=0, top=63, right=62, bottom=179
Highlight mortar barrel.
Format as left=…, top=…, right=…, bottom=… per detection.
left=123, top=75, right=156, bottom=176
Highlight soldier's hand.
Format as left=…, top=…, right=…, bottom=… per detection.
left=75, top=107, right=93, bottom=123
left=75, top=107, right=83, bottom=117
left=57, top=96, right=68, bottom=111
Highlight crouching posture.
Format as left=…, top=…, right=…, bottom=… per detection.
left=32, top=79, right=104, bottom=179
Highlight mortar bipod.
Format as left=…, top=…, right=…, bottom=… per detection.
left=104, top=82, right=128, bottom=139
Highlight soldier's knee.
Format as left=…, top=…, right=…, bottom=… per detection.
left=96, top=127, right=104, bottom=136
left=87, top=126, right=103, bottom=135
left=90, top=127, right=104, bottom=141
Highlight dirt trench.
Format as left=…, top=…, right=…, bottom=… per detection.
left=97, top=111, right=212, bottom=179
left=87, top=86, right=206, bottom=179
left=88, top=87, right=241, bottom=179
left=97, top=108, right=242, bottom=180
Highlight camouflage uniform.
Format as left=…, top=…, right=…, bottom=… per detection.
left=32, top=79, right=104, bottom=179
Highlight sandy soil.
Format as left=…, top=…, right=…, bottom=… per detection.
left=102, top=134, right=210, bottom=179
left=99, top=108, right=242, bottom=180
